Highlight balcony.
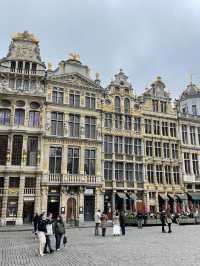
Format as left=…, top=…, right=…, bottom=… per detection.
left=24, top=188, right=36, bottom=196
left=49, top=173, right=102, bottom=185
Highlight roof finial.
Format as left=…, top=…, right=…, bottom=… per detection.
left=189, top=73, right=193, bottom=85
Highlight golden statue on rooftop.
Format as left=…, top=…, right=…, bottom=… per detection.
left=12, top=31, right=39, bottom=44
left=69, top=52, right=80, bottom=62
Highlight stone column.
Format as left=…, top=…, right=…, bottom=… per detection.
left=60, top=186, right=67, bottom=222
left=79, top=187, right=84, bottom=224
left=6, top=135, right=12, bottom=167
left=41, top=186, right=48, bottom=214
left=80, top=146, right=85, bottom=175
left=155, top=191, right=159, bottom=212
left=34, top=176, right=41, bottom=215
left=190, top=153, right=193, bottom=174
left=16, top=175, right=25, bottom=225
left=22, top=135, right=28, bottom=167
left=1, top=175, right=9, bottom=225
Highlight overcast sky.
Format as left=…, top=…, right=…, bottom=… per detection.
left=1, top=0, right=200, bottom=98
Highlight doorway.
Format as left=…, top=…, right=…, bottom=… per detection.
left=47, top=198, right=60, bottom=219
left=23, top=201, right=34, bottom=223
left=67, top=198, right=76, bottom=222
left=84, top=195, right=95, bottom=221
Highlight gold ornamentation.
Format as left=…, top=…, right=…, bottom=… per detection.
left=48, top=62, right=52, bottom=70
left=69, top=52, right=80, bottom=62
left=12, top=31, right=39, bottom=44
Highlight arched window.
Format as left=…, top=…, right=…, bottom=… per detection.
left=14, top=109, right=25, bottom=126
left=115, top=96, right=121, bottom=113
left=124, top=98, right=130, bottom=113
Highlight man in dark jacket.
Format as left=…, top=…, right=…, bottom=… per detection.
left=44, top=213, right=54, bottom=254
left=160, top=209, right=166, bottom=233
left=119, top=211, right=126, bottom=236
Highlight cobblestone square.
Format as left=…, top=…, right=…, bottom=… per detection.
left=0, top=225, right=200, bottom=266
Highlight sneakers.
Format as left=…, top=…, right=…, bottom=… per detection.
left=56, top=249, right=60, bottom=251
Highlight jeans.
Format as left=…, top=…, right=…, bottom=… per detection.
left=162, top=223, right=166, bottom=232
left=55, top=233, right=63, bottom=250
left=102, top=228, right=106, bottom=237
left=138, top=219, right=143, bottom=228
left=121, top=224, right=125, bottom=235
left=95, top=223, right=100, bottom=236
left=168, top=223, right=172, bottom=233
left=44, top=235, right=53, bottom=252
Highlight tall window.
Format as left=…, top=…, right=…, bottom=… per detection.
left=11, top=135, right=23, bottom=165
left=162, top=121, right=168, bottom=136
left=105, top=113, right=112, bottom=128
left=163, top=143, right=170, bottom=158
left=84, top=149, right=96, bottom=175
left=27, top=136, right=38, bottom=166
left=155, top=141, right=161, bottom=157
left=124, top=98, right=130, bottom=113
left=156, top=165, right=163, bottom=184
left=153, top=120, right=160, bottom=135
left=134, top=117, right=141, bottom=132
left=104, top=161, right=113, bottom=180
left=170, top=123, right=176, bottom=137
left=14, top=109, right=25, bottom=126
left=69, top=114, right=80, bottom=138
left=85, top=116, right=96, bottom=139
left=51, top=112, right=63, bottom=136
left=173, top=166, right=180, bottom=184
left=85, top=93, right=96, bottom=109
left=115, top=136, right=123, bottom=154
left=29, top=111, right=40, bottom=128
left=115, top=96, right=121, bottom=113
left=125, top=163, right=134, bottom=181
left=165, top=165, right=171, bottom=184
left=49, top=147, right=62, bottom=174
left=135, top=163, right=143, bottom=182
left=147, top=164, right=154, bottom=183
left=172, top=143, right=178, bottom=159
left=182, top=125, right=188, bottom=144
left=198, top=128, right=200, bottom=146
left=146, top=140, right=153, bottom=157
left=0, top=136, right=8, bottom=165
left=69, top=90, right=80, bottom=107
left=124, top=137, right=132, bottom=155
left=145, top=119, right=152, bottom=134
left=104, top=135, right=112, bottom=154
left=192, top=105, right=197, bottom=115
left=52, top=87, right=64, bottom=104
left=0, top=109, right=10, bottom=125
left=67, top=147, right=79, bottom=174
left=115, top=114, right=122, bottom=129
left=184, top=152, right=190, bottom=174
left=9, top=177, right=20, bottom=188
left=192, top=154, right=199, bottom=175
left=124, top=115, right=132, bottom=130
left=115, top=162, right=123, bottom=181
left=160, top=101, right=167, bottom=113
left=134, top=138, right=142, bottom=156
left=152, top=99, right=158, bottom=112
left=190, top=126, right=196, bottom=145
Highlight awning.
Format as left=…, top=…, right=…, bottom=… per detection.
left=159, top=193, right=169, bottom=201
left=168, top=194, right=175, bottom=201
left=116, top=193, right=128, bottom=200
left=175, top=194, right=187, bottom=201
left=127, top=193, right=136, bottom=200
left=188, top=193, right=200, bottom=201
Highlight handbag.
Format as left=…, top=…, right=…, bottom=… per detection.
left=63, top=235, right=67, bottom=246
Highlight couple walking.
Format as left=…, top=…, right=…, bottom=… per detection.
left=112, top=211, right=126, bottom=236
left=35, top=213, right=66, bottom=256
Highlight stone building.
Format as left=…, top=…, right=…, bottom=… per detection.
left=177, top=82, right=200, bottom=210
left=0, top=31, right=46, bottom=225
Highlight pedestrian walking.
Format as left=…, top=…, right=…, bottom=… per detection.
left=33, top=213, right=39, bottom=237
left=119, top=211, right=126, bottom=236
left=160, top=209, right=166, bottom=233
left=37, top=213, right=47, bottom=257
left=194, top=208, right=199, bottom=224
left=112, top=211, right=121, bottom=236
left=54, top=215, right=66, bottom=251
left=44, top=213, right=54, bottom=254
left=101, top=212, right=108, bottom=237
left=137, top=212, right=144, bottom=229
left=94, top=209, right=101, bottom=236
left=166, top=209, right=172, bottom=233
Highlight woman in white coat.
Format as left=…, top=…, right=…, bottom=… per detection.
left=113, top=211, right=121, bottom=236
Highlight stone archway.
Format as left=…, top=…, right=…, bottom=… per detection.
left=67, top=197, right=76, bottom=222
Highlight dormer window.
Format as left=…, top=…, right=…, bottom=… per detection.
left=160, top=101, right=167, bottom=113
left=124, top=98, right=130, bottom=113
left=192, top=105, right=197, bottom=115
left=152, top=99, right=158, bottom=112
left=115, top=96, right=121, bottom=113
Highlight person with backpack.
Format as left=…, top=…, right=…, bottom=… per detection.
left=54, top=215, right=66, bottom=251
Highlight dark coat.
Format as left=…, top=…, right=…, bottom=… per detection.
left=37, top=218, right=47, bottom=233
left=54, top=220, right=65, bottom=235
left=119, top=213, right=125, bottom=226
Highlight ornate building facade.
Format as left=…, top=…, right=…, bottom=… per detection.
left=0, top=31, right=200, bottom=225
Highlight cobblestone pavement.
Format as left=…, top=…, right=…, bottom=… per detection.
left=0, top=224, right=200, bottom=266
